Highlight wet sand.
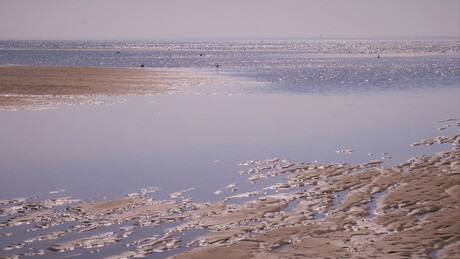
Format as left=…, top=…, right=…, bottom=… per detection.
left=0, top=66, right=218, bottom=110
left=0, top=132, right=458, bottom=258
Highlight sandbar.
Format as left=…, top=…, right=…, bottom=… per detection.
left=0, top=66, right=213, bottom=110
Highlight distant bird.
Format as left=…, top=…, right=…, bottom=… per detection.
left=200, top=53, right=203, bottom=57
left=140, top=64, right=144, bottom=68
left=377, top=54, right=380, bottom=59
left=215, top=63, right=220, bottom=68
left=115, top=51, right=121, bottom=54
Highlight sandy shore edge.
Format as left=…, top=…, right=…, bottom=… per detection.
left=0, top=66, right=216, bottom=110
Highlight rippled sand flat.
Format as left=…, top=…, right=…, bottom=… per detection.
left=1, top=133, right=458, bottom=258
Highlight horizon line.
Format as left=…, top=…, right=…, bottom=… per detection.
left=1, top=35, right=459, bottom=41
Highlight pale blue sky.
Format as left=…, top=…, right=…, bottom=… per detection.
left=0, top=0, right=459, bottom=40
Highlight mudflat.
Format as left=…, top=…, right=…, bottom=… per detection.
left=0, top=66, right=213, bottom=110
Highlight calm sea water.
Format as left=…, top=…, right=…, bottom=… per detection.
left=0, top=40, right=459, bottom=258
left=1, top=40, right=459, bottom=94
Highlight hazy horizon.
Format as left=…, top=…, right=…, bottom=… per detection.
left=1, top=0, right=459, bottom=41
left=2, top=36, right=460, bottom=42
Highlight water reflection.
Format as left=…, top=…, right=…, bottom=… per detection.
left=0, top=87, right=458, bottom=202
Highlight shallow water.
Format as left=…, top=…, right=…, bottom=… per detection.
left=0, top=86, right=458, bottom=202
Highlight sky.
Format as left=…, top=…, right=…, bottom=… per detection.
left=0, top=0, right=459, bottom=40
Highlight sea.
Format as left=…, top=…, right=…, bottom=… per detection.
left=0, top=39, right=459, bottom=257
left=1, top=40, right=459, bottom=94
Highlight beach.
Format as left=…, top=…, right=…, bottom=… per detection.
left=0, top=40, right=459, bottom=258
left=2, top=0, right=460, bottom=257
